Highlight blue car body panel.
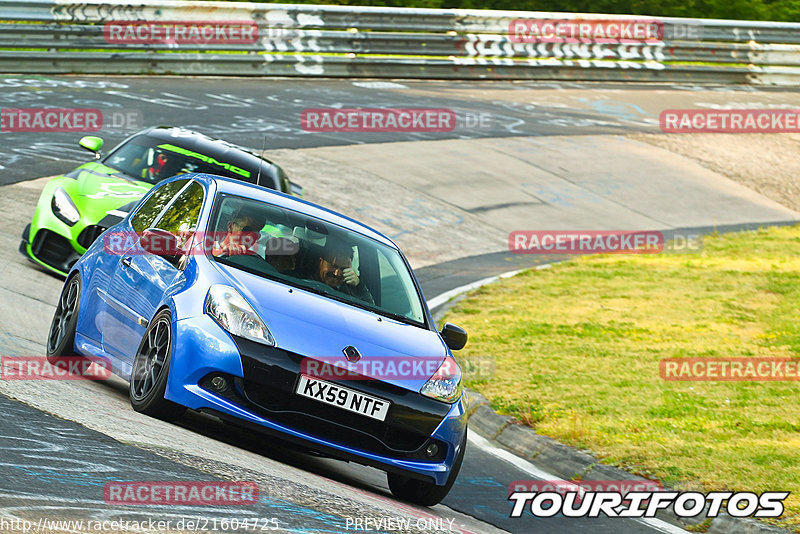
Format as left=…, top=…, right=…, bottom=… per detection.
left=67, top=173, right=466, bottom=486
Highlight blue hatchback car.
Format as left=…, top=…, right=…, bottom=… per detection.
left=46, top=173, right=469, bottom=506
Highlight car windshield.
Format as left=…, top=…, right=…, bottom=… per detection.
left=208, top=194, right=427, bottom=327
left=103, top=134, right=252, bottom=185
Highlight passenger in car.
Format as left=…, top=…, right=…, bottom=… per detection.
left=264, top=235, right=300, bottom=274
left=211, top=207, right=263, bottom=257
left=312, top=240, right=374, bottom=305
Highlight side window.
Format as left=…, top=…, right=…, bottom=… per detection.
left=153, top=181, right=205, bottom=238
left=376, top=249, right=423, bottom=323
left=130, top=179, right=188, bottom=233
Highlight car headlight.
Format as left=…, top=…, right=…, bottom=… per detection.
left=205, top=285, right=275, bottom=346
left=420, top=355, right=463, bottom=403
left=52, top=187, right=80, bottom=226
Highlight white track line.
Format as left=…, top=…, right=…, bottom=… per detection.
left=467, top=431, right=688, bottom=533
left=427, top=266, right=547, bottom=311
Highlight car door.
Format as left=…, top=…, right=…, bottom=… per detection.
left=101, top=179, right=204, bottom=366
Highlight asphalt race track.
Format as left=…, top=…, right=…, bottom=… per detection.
left=1, top=75, right=799, bottom=534
left=0, top=76, right=663, bottom=183
left=3, top=76, right=800, bottom=185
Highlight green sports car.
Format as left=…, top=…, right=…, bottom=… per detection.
left=20, top=126, right=300, bottom=276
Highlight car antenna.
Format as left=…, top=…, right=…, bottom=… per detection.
left=255, top=135, right=267, bottom=187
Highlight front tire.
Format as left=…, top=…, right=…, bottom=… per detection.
left=387, top=429, right=467, bottom=506
left=46, top=274, right=81, bottom=364
left=129, top=309, right=186, bottom=422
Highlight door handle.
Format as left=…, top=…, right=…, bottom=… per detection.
left=121, top=256, right=132, bottom=268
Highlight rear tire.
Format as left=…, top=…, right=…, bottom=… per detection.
left=387, top=429, right=467, bottom=506
left=46, top=274, right=81, bottom=364
left=129, top=309, right=186, bottom=422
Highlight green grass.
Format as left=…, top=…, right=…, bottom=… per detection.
left=444, top=225, right=800, bottom=531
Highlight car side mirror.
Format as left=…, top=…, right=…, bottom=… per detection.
left=140, top=228, right=181, bottom=266
left=79, top=136, right=103, bottom=159
left=441, top=322, right=467, bottom=351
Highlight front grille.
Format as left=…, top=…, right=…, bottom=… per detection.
left=32, top=229, right=72, bottom=263
left=240, top=377, right=433, bottom=453
left=207, top=336, right=452, bottom=461
left=30, top=229, right=80, bottom=273
left=77, top=225, right=106, bottom=249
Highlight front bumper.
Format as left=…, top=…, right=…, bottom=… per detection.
left=20, top=219, right=112, bottom=277
left=166, top=314, right=468, bottom=485
left=20, top=223, right=81, bottom=276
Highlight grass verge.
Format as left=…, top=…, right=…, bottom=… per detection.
left=443, top=225, right=800, bottom=531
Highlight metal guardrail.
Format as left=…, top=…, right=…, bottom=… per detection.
left=1, top=0, right=799, bottom=84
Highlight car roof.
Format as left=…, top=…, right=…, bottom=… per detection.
left=189, top=173, right=396, bottom=248
left=139, top=126, right=278, bottom=182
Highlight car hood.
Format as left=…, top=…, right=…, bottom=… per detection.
left=65, top=162, right=152, bottom=220
left=213, top=262, right=446, bottom=392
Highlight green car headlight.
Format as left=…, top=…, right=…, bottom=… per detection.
left=52, top=187, right=80, bottom=226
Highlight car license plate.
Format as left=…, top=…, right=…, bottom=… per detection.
left=296, top=375, right=391, bottom=422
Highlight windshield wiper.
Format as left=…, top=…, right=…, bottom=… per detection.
left=103, top=162, right=144, bottom=184
left=373, top=309, right=422, bottom=327
left=112, top=172, right=138, bottom=183
left=293, top=283, right=416, bottom=325
left=321, top=289, right=422, bottom=327
left=300, top=283, right=335, bottom=299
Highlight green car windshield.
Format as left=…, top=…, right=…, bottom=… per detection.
left=103, top=135, right=251, bottom=185
left=209, top=194, right=427, bottom=328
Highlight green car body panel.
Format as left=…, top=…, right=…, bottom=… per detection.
left=23, top=161, right=153, bottom=275
left=21, top=126, right=296, bottom=276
